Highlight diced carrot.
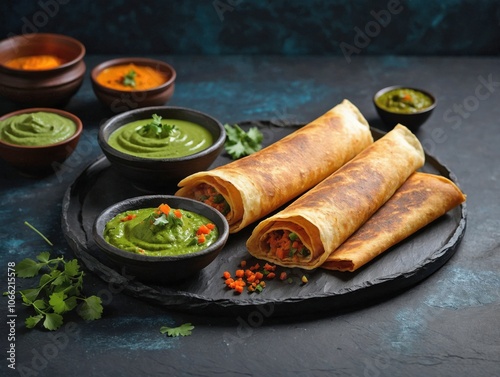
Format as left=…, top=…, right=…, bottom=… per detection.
left=223, top=271, right=231, bottom=279
left=250, top=263, right=260, bottom=271
left=264, top=263, right=275, bottom=271
left=247, top=274, right=256, bottom=283
left=174, top=209, right=182, bottom=218
left=197, top=224, right=211, bottom=235
left=235, top=285, right=244, bottom=294
left=266, top=272, right=276, bottom=279
left=206, top=223, right=215, bottom=230
left=158, top=203, right=170, bottom=215
left=235, top=269, right=244, bottom=278
left=240, top=260, right=247, bottom=268
left=197, top=234, right=206, bottom=243
left=279, top=272, right=288, bottom=280
left=255, top=272, right=264, bottom=280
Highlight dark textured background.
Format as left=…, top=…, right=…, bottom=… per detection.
left=0, top=0, right=499, bottom=56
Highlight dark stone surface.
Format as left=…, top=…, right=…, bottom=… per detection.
left=0, top=53, right=499, bottom=376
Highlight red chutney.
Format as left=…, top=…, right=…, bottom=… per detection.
left=96, top=63, right=167, bottom=91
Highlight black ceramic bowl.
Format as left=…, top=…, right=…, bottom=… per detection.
left=98, top=106, right=225, bottom=190
left=92, top=195, right=229, bottom=284
left=373, top=86, right=437, bottom=132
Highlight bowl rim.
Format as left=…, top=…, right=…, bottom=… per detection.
left=98, top=105, right=226, bottom=162
left=0, top=107, right=83, bottom=149
left=373, top=85, right=437, bottom=115
left=92, top=194, right=229, bottom=262
left=0, top=33, right=86, bottom=72
left=90, top=57, right=177, bottom=94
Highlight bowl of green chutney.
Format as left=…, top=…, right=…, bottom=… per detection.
left=0, top=107, right=82, bottom=176
left=92, top=194, right=229, bottom=284
left=98, top=106, right=226, bottom=191
left=373, top=86, right=437, bottom=132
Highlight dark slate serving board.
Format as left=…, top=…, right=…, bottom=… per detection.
left=61, top=122, right=467, bottom=317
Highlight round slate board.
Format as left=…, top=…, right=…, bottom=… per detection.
left=61, top=122, right=467, bottom=317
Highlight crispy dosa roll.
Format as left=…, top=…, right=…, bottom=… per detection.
left=321, top=172, right=466, bottom=272
left=246, top=124, right=425, bottom=269
left=176, top=100, right=373, bottom=233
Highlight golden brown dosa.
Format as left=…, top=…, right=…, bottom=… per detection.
left=321, top=172, right=466, bottom=272
left=176, top=100, right=373, bottom=233
left=246, top=124, right=425, bottom=269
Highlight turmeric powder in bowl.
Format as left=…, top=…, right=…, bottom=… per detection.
left=4, top=54, right=65, bottom=70
left=95, top=63, right=167, bottom=91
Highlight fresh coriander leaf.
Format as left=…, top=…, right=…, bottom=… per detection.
left=15, top=258, right=43, bottom=278
left=138, top=114, right=176, bottom=138
left=36, top=251, right=51, bottom=263
left=64, top=259, right=81, bottom=277
left=20, top=288, right=41, bottom=304
left=225, top=141, right=247, bottom=159
left=25, top=315, right=44, bottom=329
left=78, top=296, right=103, bottom=321
left=123, top=69, right=136, bottom=87
left=43, top=312, right=64, bottom=331
left=49, top=291, right=68, bottom=314
left=160, top=323, right=194, bottom=337
left=247, top=127, right=264, bottom=144
left=223, top=124, right=263, bottom=160
left=33, top=299, right=48, bottom=311
left=153, top=213, right=168, bottom=227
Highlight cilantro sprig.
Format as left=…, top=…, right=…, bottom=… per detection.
left=123, top=69, right=137, bottom=87
left=15, top=223, right=103, bottom=331
left=224, top=123, right=263, bottom=160
left=160, top=323, right=194, bottom=337
left=16, top=252, right=103, bottom=331
left=138, top=114, right=176, bottom=138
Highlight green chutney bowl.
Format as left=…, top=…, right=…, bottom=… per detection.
left=97, top=106, right=226, bottom=191
left=373, top=86, right=437, bottom=132
left=92, top=195, right=229, bottom=284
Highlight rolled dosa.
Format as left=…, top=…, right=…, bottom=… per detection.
left=322, top=172, right=466, bottom=272
left=176, top=99, right=373, bottom=233
left=246, top=124, right=425, bottom=269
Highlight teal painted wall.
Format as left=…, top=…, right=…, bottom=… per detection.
left=0, top=0, right=499, bottom=56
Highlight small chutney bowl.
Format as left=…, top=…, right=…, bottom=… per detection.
left=0, top=107, right=82, bottom=177
left=92, top=195, right=229, bottom=284
left=373, top=86, right=437, bottom=132
left=0, top=33, right=86, bottom=106
left=91, top=57, right=176, bottom=112
left=98, top=106, right=225, bottom=190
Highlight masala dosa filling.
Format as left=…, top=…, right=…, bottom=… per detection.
left=193, top=183, right=231, bottom=216
left=266, top=230, right=311, bottom=260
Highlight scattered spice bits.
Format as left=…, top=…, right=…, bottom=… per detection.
left=120, top=213, right=137, bottom=222
left=222, top=260, right=309, bottom=294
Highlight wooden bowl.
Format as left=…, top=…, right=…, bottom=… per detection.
left=0, top=33, right=86, bottom=106
left=91, top=57, right=176, bottom=112
left=0, top=107, right=83, bottom=176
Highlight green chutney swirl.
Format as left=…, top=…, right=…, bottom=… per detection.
left=108, top=118, right=213, bottom=158
left=103, top=206, right=219, bottom=257
left=0, top=112, right=77, bottom=146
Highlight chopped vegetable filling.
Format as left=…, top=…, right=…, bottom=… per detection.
left=193, top=183, right=230, bottom=215
left=266, top=230, right=310, bottom=260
